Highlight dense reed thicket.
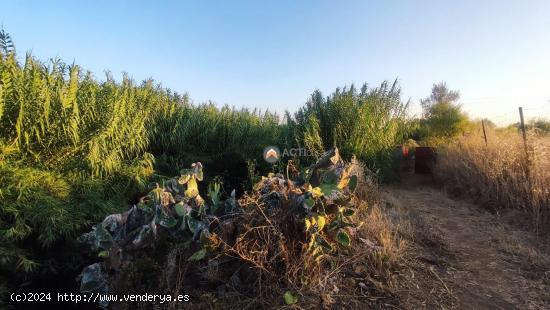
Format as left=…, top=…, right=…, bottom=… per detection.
left=0, top=55, right=176, bottom=176
left=0, top=51, right=285, bottom=297
left=0, top=51, right=174, bottom=296
left=288, top=81, right=409, bottom=178
left=149, top=102, right=286, bottom=178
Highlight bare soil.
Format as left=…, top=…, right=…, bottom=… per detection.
left=384, top=174, right=550, bottom=309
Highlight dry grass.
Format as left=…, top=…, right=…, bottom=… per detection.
left=354, top=158, right=407, bottom=278
left=434, top=128, right=550, bottom=229
left=303, top=191, right=408, bottom=309
left=355, top=205, right=408, bottom=292
left=335, top=160, right=408, bottom=302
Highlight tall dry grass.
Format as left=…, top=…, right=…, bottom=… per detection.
left=434, top=127, right=550, bottom=228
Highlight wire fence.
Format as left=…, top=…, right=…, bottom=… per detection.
left=475, top=106, right=549, bottom=169
left=486, top=106, right=549, bottom=127
left=460, top=97, right=550, bottom=126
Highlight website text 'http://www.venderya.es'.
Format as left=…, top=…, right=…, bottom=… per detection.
left=9, top=292, right=190, bottom=306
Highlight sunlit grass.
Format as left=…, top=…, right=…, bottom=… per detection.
left=435, top=128, right=550, bottom=228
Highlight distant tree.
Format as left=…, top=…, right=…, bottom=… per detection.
left=505, top=119, right=550, bottom=135
left=420, top=81, right=460, bottom=116
left=524, top=119, right=550, bottom=135
left=482, top=118, right=496, bottom=128
left=503, top=122, right=521, bottom=134
left=420, top=82, right=471, bottom=143
left=532, top=119, right=550, bottom=134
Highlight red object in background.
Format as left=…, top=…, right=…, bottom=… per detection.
left=402, top=146, right=409, bottom=158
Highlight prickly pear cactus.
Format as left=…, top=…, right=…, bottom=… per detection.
left=77, top=162, right=222, bottom=307
left=252, top=147, right=364, bottom=262
left=78, top=150, right=366, bottom=308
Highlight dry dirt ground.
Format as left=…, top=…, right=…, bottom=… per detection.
left=382, top=175, right=550, bottom=309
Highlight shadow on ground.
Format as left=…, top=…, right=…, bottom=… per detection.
left=383, top=173, right=550, bottom=309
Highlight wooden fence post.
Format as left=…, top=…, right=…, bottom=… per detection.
left=481, top=119, right=488, bottom=146
left=519, top=107, right=528, bottom=159
left=518, top=107, right=532, bottom=193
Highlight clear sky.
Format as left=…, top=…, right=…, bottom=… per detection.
left=2, top=0, right=550, bottom=125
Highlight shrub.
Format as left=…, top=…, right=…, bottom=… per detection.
left=0, top=156, right=153, bottom=299
left=289, top=81, right=410, bottom=180
left=417, top=82, right=472, bottom=145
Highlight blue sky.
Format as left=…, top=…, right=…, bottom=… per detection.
left=2, top=0, right=550, bottom=125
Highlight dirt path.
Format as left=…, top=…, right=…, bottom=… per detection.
left=382, top=175, right=550, bottom=309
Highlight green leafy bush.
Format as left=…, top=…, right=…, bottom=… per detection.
left=0, top=159, right=153, bottom=298
left=417, top=82, right=472, bottom=145
left=288, top=81, right=409, bottom=179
